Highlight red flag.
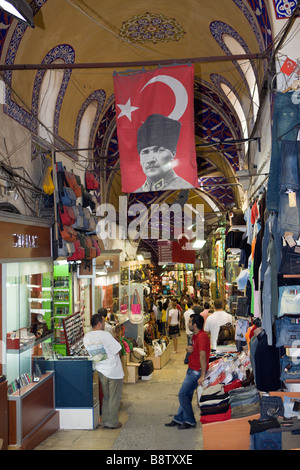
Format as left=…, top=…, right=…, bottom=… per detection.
left=172, top=236, right=195, bottom=264
left=281, top=57, right=298, bottom=76
left=113, top=65, right=198, bottom=193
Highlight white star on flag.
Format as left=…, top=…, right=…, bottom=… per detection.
left=116, top=98, right=139, bottom=121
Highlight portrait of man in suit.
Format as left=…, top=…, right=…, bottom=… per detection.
left=134, top=114, right=194, bottom=193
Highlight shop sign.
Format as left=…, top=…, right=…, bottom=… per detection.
left=0, top=221, right=51, bottom=259
left=13, top=233, right=39, bottom=248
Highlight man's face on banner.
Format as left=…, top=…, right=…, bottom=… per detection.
left=139, top=145, right=175, bottom=179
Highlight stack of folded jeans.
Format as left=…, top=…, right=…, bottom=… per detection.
left=199, top=384, right=231, bottom=424
left=249, top=417, right=282, bottom=450
left=276, top=316, right=300, bottom=348
left=248, top=394, right=300, bottom=450
left=229, top=384, right=261, bottom=419
left=280, top=354, right=300, bottom=382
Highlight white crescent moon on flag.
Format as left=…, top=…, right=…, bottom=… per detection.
left=140, top=75, right=188, bottom=121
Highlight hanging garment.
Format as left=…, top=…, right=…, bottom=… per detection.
left=253, top=331, right=281, bottom=392
left=267, top=91, right=300, bottom=213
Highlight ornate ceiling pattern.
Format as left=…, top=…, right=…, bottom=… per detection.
left=0, top=0, right=276, bottom=247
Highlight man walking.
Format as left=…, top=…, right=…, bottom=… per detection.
left=83, top=309, right=124, bottom=429
left=165, top=314, right=210, bottom=429
left=204, top=299, right=234, bottom=350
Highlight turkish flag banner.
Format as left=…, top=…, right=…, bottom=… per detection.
left=172, top=236, right=196, bottom=264
left=280, top=57, right=298, bottom=76
left=113, top=65, right=198, bottom=193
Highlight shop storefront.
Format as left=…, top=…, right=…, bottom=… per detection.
left=0, top=214, right=59, bottom=450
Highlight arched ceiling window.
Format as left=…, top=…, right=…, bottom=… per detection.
left=38, top=65, right=64, bottom=143
left=223, top=34, right=260, bottom=122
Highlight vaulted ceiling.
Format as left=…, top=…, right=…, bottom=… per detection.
left=0, top=0, right=277, bottom=252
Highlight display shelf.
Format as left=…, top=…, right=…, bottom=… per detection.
left=7, top=333, right=54, bottom=354
left=53, top=264, right=72, bottom=356
left=63, top=311, right=88, bottom=356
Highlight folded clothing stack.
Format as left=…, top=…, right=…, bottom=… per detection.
left=229, top=384, right=261, bottom=419
left=200, top=380, right=261, bottom=423
left=248, top=394, right=300, bottom=450
left=200, top=383, right=231, bottom=424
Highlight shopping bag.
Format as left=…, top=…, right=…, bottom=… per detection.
left=130, top=289, right=143, bottom=324
left=119, top=290, right=128, bottom=321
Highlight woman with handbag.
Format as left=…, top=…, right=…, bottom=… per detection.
left=168, top=299, right=181, bottom=353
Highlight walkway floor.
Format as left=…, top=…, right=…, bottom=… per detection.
left=34, top=333, right=203, bottom=451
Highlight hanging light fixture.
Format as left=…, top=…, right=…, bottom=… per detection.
left=0, top=0, right=35, bottom=28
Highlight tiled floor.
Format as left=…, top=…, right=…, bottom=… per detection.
left=34, top=333, right=203, bottom=450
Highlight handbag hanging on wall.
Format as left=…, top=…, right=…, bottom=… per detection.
left=130, top=288, right=143, bottom=324
left=119, top=290, right=128, bottom=321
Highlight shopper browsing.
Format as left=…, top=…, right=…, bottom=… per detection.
left=83, top=309, right=124, bottom=429
left=192, top=297, right=202, bottom=315
left=200, top=301, right=211, bottom=324
left=165, top=314, right=210, bottom=429
left=168, top=299, right=181, bottom=353
left=204, top=299, right=234, bottom=350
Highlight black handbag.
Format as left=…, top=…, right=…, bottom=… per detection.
left=138, top=359, right=154, bottom=376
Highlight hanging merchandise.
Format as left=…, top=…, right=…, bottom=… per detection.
left=130, top=288, right=143, bottom=324
left=85, top=171, right=99, bottom=191
left=64, top=170, right=82, bottom=198
left=59, top=224, right=78, bottom=243
left=59, top=205, right=76, bottom=226
left=42, top=154, right=55, bottom=195
left=120, top=289, right=128, bottom=321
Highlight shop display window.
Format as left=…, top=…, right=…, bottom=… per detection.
left=3, top=260, right=54, bottom=395
left=53, top=263, right=72, bottom=356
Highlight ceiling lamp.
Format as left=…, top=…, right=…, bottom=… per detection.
left=193, top=239, right=206, bottom=249
left=0, top=0, right=35, bottom=28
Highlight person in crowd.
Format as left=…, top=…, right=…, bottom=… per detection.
left=165, top=314, right=210, bottom=429
left=83, top=309, right=124, bottom=429
left=200, top=301, right=211, bottom=324
left=156, top=299, right=163, bottom=333
left=161, top=300, right=169, bottom=335
left=152, top=300, right=158, bottom=321
left=168, top=298, right=181, bottom=353
left=183, top=300, right=194, bottom=364
left=204, top=299, right=234, bottom=350
left=192, top=297, right=202, bottom=315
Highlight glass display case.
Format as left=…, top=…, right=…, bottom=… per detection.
left=2, top=259, right=58, bottom=448
left=4, top=260, right=54, bottom=391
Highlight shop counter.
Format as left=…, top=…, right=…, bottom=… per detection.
left=8, top=372, right=59, bottom=449
left=35, top=357, right=99, bottom=430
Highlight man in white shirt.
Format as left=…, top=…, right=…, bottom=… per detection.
left=183, top=300, right=194, bottom=364
left=168, top=299, right=181, bottom=353
left=204, top=299, right=234, bottom=351
left=83, top=309, right=124, bottom=429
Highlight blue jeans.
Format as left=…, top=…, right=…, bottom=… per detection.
left=278, top=285, right=300, bottom=316
left=276, top=316, right=300, bottom=347
left=279, top=140, right=300, bottom=192
left=173, top=368, right=201, bottom=426
left=278, top=191, right=300, bottom=238
left=267, top=91, right=300, bottom=213
left=280, top=354, right=300, bottom=382
left=250, top=431, right=282, bottom=450
left=260, top=395, right=284, bottom=420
